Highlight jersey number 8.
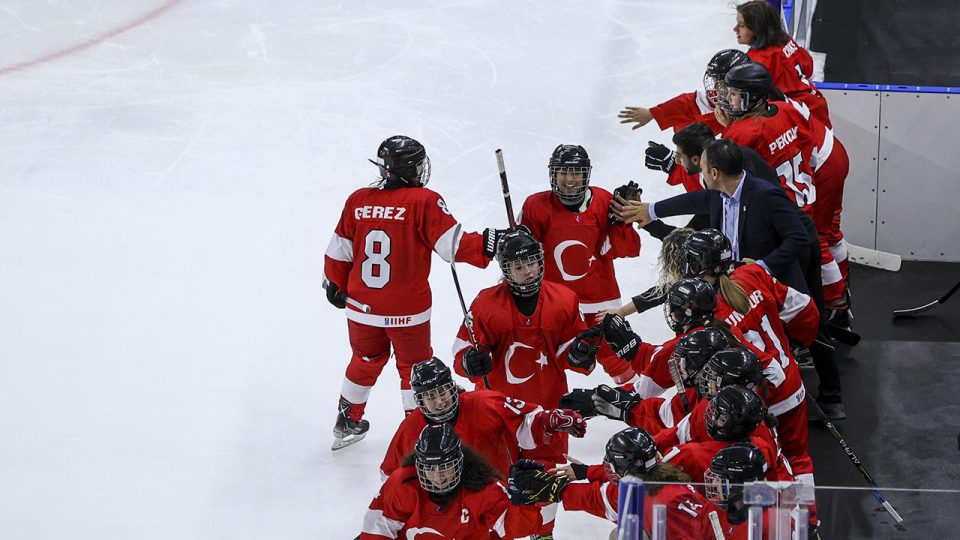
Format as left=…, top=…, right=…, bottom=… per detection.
left=361, top=229, right=391, bottom=289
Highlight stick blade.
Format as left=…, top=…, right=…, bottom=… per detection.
left=846, top=243, right=902, bottom=272
left=892, top=300, right=939, bottom=318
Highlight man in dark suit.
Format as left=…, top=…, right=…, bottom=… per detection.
left=620, top=138, right=808, bottom=290
left=615, top=138, right=846, bottom=419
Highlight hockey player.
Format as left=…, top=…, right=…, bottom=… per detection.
left=512, top=427, right=720, bottom=538
left=589, top=327, right=732, bottom=435
left=324, top=135, right=512, bottom=450
left=599, top=278, right=721, bottom=399
left=661, top=385, right=784, bottom=484
left=518, top=144, right=641, bottom=385
left=380, top=358, right=587, bottom=480
left=734, top=0, right=831, bottom=127
left=704, top=443, right=786, bottom=539
left=359, top=424, right=542, bottom=539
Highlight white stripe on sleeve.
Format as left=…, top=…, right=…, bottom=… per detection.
left=434, top=223, right=461, bottom=263
left=779, top=285, right=811, bottom=323
left=325, top=234, right=354, bottom=262
left=360, top=509, right=403, bottom=538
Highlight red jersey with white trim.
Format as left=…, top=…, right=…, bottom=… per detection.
left=627, top=387, right=703, bottom=436
left=747, top=38, right=831, bottom=127
left=519, top=188, right=640, bottom=311
left=360, top=466, right=541, bottom=539
left=560, top=479, right=717, bottom=537
left=629, top=325, right=707, bottom=400
left=722, top=102, right=819, bottom=214
left=452, top=281, right=591, bottom=409
left=324, top=185, right=488, bottom=326
left=650, top=90, right=724, bottom=134
left=716, top=264, right=816, bottom=416
left=380, top=390, right=546, bottom=478
left=661, top=437, right=780, bottom=485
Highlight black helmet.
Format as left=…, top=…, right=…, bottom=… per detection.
left=704, top=385, right=765, bottom=442
left=548, top=144, right=592, bottom=205
left=674, top=327, right=732, bottom=386
left=705, top=443, right=768, bottom=518
left=703, top=49, right=749, bottom=105
left=414, top=424, right=464, bottom=494
left=410, top=358, right=459, bottom=422
left=603, top=427, right=660, bottom=481
left=718, top=62, right=772, bottom=117
left=663, top=278, right=717, bottom=333
left=681, top=229, right=734, bottom=278
left=370, top=135, right=431, bottom=188
left=697, top=348, right=764, bottom=399
left=496, top=229, right=545, bottom=297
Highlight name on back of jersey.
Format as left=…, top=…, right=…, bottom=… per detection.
left=354, top=205, right=407, bottom=221
left=768, top=126, right=799, bottom=154
left=723, top=289, right=766, bottom=325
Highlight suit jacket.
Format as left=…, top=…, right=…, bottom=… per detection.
left=653, top=171, right=810, bottom=290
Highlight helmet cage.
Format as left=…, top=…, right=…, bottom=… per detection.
left=499, top=251, right=545, bottom=297
left=716, top=82, right=765, bottom=118
left=416, top=453, right=464, bottom=494
left=704, top=468, right=733, bottom=508
left=703, top=73, right=722, bottom=107
left=414, top=381, right=459, bottom=422
left=549, top=165, right=592, bottom=205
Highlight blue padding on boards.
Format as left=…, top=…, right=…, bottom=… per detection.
left=617, top=477, right=644, bottom=540
left=817, top=82, right=959, bottom=94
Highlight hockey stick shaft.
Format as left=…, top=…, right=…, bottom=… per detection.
left=322, top=279, right=371, bottom=313
left=495, top=149, right=518, bottom=229
left=448, top=224, right=491, bottom=389
left=666, top=356, right=690, bottom=414
left=806, top=396, right=903, bottom=523
left=892, top=280, right=960, bottom=317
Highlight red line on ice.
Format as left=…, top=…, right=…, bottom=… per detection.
left=0, top=0, right=184, bottom=76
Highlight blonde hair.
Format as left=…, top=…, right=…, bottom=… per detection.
left=656, top=228, right=695, bottom=295
left=719, top=272, right=751, bottom=314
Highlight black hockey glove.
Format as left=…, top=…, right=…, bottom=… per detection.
left=568, top=326, right=603, bottom=370
left=609, top=181, right=643, bottom=224
left=512, top=469, right=571, bottom=505
left=600, top=314, right=641, bottom=361
left=592, top=384, right=642, bottom=422
left=482, top=225, right=531, bottom=258
left=631, top=285, right=666, bottom=314
left=508, top=459, right=547, bottom=505
left=559, top=388, right=598, bottom=418
left=325, top=280, right=347, bottom=309
left=461, top=345, right=493, bottom=377
left=644, top=141, right=677, bottom=174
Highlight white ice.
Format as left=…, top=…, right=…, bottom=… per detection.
left=0, top=1, right=739, bottom=537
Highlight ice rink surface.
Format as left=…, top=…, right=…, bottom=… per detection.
left=0, top=1, right=739, bottom=537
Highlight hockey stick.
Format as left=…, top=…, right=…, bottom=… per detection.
left=846, top=243, right=901, bottom=272
left=448, top=224, right=491, bottom=390
left=666, top=356, right=691, bottom=414
left=892, top=280, right=960, bottom=318
left=828, top=324, right=861, bottom=346
left=321, top=279, right=371, bottom=313
left=495, top=149, right=518, bottom=229
left=806, top=396, right=904, bottom=524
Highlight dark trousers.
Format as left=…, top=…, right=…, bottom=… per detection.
left=797, top=218, right=843, bottom=403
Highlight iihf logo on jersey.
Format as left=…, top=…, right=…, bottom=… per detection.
left=524, top=318, right=532, bottom=326
left=575, top=215, right=582, bottom=223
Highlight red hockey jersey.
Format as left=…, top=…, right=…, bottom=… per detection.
left=452, top=281, right=591, bottom=409
left=561, top=480, right=718, bottom=537
left=360, top=466, right=541, bottom=539
left=380, top=390, right=546, bottom=478
left=324, top=186, right=488, bottom=327
left=650, top=90, right=724, bottom=134
left=627, top=387, right=703, bottom=436
left=716, top=264, right=816, bottom=416
left=661, top=437, right=780, bottom=485
left=747, top=38, right=831, bottom=127
left=519, top=188, right=640, bottom=312
left=722, top=102, right=819, bottom=213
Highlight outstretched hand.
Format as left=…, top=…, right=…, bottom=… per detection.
left=618, top=106, right=654, bottom=130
